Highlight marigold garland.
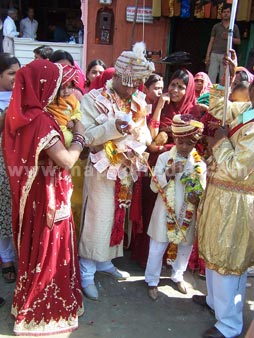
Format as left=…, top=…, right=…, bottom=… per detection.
left=166, top=149, right=203, bottom=247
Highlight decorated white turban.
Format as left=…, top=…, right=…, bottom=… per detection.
left=172, top=114, right=204, bottom=142
left=114, top=42, right=155, bottom=87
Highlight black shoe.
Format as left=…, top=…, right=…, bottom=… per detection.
left=0, top=297, right=5, bottom=307
left=147, top=286, right=158, bottom=301
left=192, top=295, right=215, bottom=314
left=202, top=326, right=226, bottom=338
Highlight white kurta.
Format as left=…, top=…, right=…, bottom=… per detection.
left=78, top=88, right=151, bottom=262
left=2, top=16, right=19, bottom=54
left=147, top=148, right=206, bottom=244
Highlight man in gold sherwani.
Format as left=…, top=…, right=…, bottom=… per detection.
left=193, top=56, right=254, bottom=338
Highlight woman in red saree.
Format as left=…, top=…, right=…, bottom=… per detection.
left=2, top=59, right=85, bottom=335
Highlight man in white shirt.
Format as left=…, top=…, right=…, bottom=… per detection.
left=3, top=8, right=20, bottom=54
left=20, top=7, right=38, bottom=40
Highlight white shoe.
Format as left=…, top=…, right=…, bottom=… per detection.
left=82, top=284, right=99, bottom=300
left=98, top=268, right=130, bottom=280
left=247, top=266, right=254, bottom=277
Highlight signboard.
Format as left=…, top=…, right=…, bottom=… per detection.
left=126, top=6, right=153, bottom=24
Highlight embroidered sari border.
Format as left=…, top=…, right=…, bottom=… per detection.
left=209, top=176, right=254, bottom=194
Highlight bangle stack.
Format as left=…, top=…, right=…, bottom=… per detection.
left=149, top=119, right=160, bottom=128
left=71, top=132, right=86, bottom=150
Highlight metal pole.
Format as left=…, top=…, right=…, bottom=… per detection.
left=222, top=0, right=238, bottom=126
left=80, top=0, right=88, bottom=72
left=130, top=0, right=139, bottom=49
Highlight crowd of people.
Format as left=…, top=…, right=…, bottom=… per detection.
left=0, top=3, right=253, bottom=337
left=1, top=6, right=83, bottom=54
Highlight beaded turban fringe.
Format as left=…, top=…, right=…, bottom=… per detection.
left=171, top=114, right=204, bottom=142
left=114, top=41, right=155, bottom=87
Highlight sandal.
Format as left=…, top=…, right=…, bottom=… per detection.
left=2, top=265, right=16, bottom=283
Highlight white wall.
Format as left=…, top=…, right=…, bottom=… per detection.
left=14, top=38, right=84, bottom=71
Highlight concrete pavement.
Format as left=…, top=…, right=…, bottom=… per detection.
left=0, top=251, right=253, bottom=338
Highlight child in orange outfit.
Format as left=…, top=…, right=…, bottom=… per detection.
left=47, top=64, right=82, bottom=147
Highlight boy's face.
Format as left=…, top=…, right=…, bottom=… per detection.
left=174, top=137, right=196, bottom=158
left=60, top=81, right=74, bottom=97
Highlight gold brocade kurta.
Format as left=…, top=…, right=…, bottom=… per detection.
left=197, top=95, right=254, bottom=275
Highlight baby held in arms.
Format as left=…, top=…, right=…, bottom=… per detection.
left=47, top=64, right=82, bottom=147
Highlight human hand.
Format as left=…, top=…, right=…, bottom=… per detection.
left=196, top=103, right=209, bottom=113
left=214, top=125, right=229, bottom=140
left=166, top=161, right=185, bottom=177
left=207, top=125, right=229, bottom=150
left=0, top=110, right=6, bottom=133
left=67, top=120, right=75, bottom=130
left=223, top=49, right=237, bottom=78
left=187, top=192, right=200, bottom=206
left=160, top=125, right=172, bottom=134
left=157, top=93, right=170, bottom=110
left=115, top=119, right=132, bottom=135
left=72, top=120, right=85, bottom=135
left=205, top=56, right=210, bottom=65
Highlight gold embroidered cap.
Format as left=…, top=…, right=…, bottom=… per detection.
left=172, top=114, right=204, bottom=141
left=114, top=42, right=155, bottom=87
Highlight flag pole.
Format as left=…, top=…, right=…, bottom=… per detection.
left=222, top=0, right=238, bottom=126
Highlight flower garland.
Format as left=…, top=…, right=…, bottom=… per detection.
left=95, top=80, right=148, bottom=246
left=166, top=148, right=204, bottom=246
left=103, top=79, right=144, bottom=122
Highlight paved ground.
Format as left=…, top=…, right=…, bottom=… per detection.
left=0, top=251, right=253, bottom=338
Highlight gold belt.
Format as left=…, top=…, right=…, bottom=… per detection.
left=209, top=176, right=254, bottom=194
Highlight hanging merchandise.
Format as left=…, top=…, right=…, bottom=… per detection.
left=169, top=0, right=175, bottom=17
left=152, top=0, right=161, bottom=17
left=162, top=0, right=171, bottom=16
left=174, top=0, right=181, bottom=17
left=237, top=0, right=252, bottom=21
left=204, top=1, right=212, bottom=18
left=210, top=3, right=218, bottom=19
left=194, top=1, right=205, bottom=18
left=181, top=0, right=191, bottom=18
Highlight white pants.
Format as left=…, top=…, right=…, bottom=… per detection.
left=79, top=258, right=116, bottom=288
left=145, top=238, right=193, bottom=286
left=208, top=52, right=224, bottom=84
left=206, top=268, right=247, bottom=337
left=2, top=37, right=14, bottom=54
left=0, top=236, right=15, bottom=263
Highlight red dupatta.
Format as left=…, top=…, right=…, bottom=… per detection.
left=2, top=59, right=63, bottom=250
left=160, top=69, right=198, bottom=128
left=89, top=67, right=115, bottom=91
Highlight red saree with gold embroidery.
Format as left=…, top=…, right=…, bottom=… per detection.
left=2, top=60, right=84, bottom=335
